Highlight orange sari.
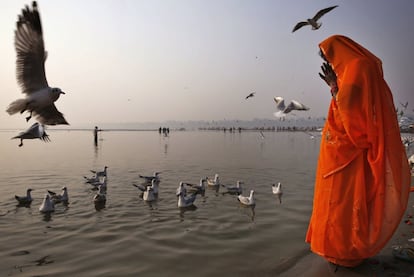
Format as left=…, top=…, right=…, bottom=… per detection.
left=305, top=35, right=411, bottom=267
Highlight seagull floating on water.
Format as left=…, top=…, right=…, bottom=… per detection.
left=143, top=186, right=156, bottom=202
left=273, top=96, right=309, bottom=117
left=237, top=190, right=255, bottom=206
left=207, top=174, right=220, bottom=187
left=292, top=5, right=338, bottom=33
left=245, top=92, right=255, bottom=100
left=39, top=194, right=55, bottom=213
left=47, top=186, right=68, bottom=204
left=12, top=122, right=50, bottom=147
left=139, top=172, right=160, bottom=183
left=185, top=178, right=207, bottom=195
left=133, top=179, right=158, bottom=194
left=272, top=183, right=283, bottom=204
left=149, top=179, right=159, bottom=194
left=83, top=174, right=100, bottom=185
left=7, top=1, right=68, bottom=125
left=90, top=166, right=108, bottom=178
left=90, top=176, right=107, bottom=192
left=176, top=182, right=198, bottom=208
left=93, top=185, right=106, bottom=204
left=222, top=181, right=243, bottom=195
left=15, top=188, right=33, bottom=205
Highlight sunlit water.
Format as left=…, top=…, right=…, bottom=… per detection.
left=0, top=129, right=325, bottom=276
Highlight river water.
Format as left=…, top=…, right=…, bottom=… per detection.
left=0, top=129, right=325, bottom=276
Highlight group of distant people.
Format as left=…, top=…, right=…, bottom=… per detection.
left=158, top=127, right=170, bottom=136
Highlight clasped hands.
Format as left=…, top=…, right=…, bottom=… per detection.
left=319, top=62, right=338, bottom=97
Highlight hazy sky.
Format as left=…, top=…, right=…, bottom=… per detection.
left=0, top=0, right=413, bottom=128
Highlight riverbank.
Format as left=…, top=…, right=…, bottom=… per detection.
left=279, top=181, right=414, bottom=277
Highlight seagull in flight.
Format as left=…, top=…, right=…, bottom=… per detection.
left=400, top=101, right=409, bottom=110
left=292, top=5, right=338, bottom=33
left=245, top=92, right=255, bottom=100
left=273, top=96, right=309, bottom=117
left=6, top=1, right=68, bottom=125
left=12, top=122, right=50, bottom=147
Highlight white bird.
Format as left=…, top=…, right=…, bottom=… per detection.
left=150, top=179, right=159, bottom=194
left=237, top=190, right=255, bottom=206
left=90, top=166, right=108, bottom=178
left=47, top=186, right=68, bottom=204
left=222, top=181, right=243, bottom=195
left=93, top=185, right=106, bottom=204
left=207, top=174, right=220, bottom=187
left=272, top=183, right=283, bottom=204
left=292, top=5, right=338, bottom=33
left=11, top=122, right=50, bottom=147
left=15, top=188, right=33, bottom=205
left=7, top=2, right=68, bottom=125
left=245, top=92, right=255, bottom=100
left=400, top=101, right=409, bottom=110
left=409, top=154, right=414, bottom=168
left=176, top=182, right=188, bottom=196
left=139, top=172, right=160, bottom=183
left=83, top=174, right=100, bottom=185
left=91, top=176, right=107, bottom=192
left=176, top=182, right=197, bottom=208
left=273, top=97, right=309, bottom=117
left=143, top=186, right=156, bottom=202
left=186, top=178, right=206, bottom=194
left=134, top=179, right=159, bottom=194
left=39, top=194, right=54, bottom=213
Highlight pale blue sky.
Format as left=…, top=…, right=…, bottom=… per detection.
left=0, top=0, right=413, bottom=128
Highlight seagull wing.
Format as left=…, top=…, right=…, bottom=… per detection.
left=12, top=122, right=40, bottom=139
left=14, top=1, right=48, bottom=95
left=39, top=126, right=51, bottom=142
left=133, top=184, right=146, bottom=192
left=273, top=97, right=286, bottom=111
left=245, top=93, right=254, bottom=99
left=313, top=5, right=338, bottom=21
left=34, top=104, right=68, bottom=125
left=290, top=100, right=310, bottom=111
left=292, top=21, right=309, bottom=32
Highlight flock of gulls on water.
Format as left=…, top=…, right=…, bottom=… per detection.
left=14, top=166, right=284, bottom=213
left=4, top=2, right=344, bottom=147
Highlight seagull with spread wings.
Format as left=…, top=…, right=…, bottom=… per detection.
left=12, top=122, right=50, bottom=147
left=273, top=96, right=309, bottom=117
left=292, top=5, right=338, bottom=33
left=6, top=1, right=68, bottom=125
left=245, top=92, right=255, bottom=100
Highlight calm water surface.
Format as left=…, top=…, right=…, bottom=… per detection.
left=0, top=130, right=321, bottom=276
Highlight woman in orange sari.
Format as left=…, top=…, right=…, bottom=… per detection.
left=306, top=35, right=411, bottom=267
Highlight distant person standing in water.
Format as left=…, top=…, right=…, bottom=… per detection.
left=94, top=126, right=102, bottom=145
left=306, top=35, right=411, bottom=267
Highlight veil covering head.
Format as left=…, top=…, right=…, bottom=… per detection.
left=306, top=35, right=410, bottom=267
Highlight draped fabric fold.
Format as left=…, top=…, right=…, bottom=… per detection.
left=306, top=35, right=411, bottom=267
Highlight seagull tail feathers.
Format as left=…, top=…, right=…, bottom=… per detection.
left=6, top=99, right=28, bottom=115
